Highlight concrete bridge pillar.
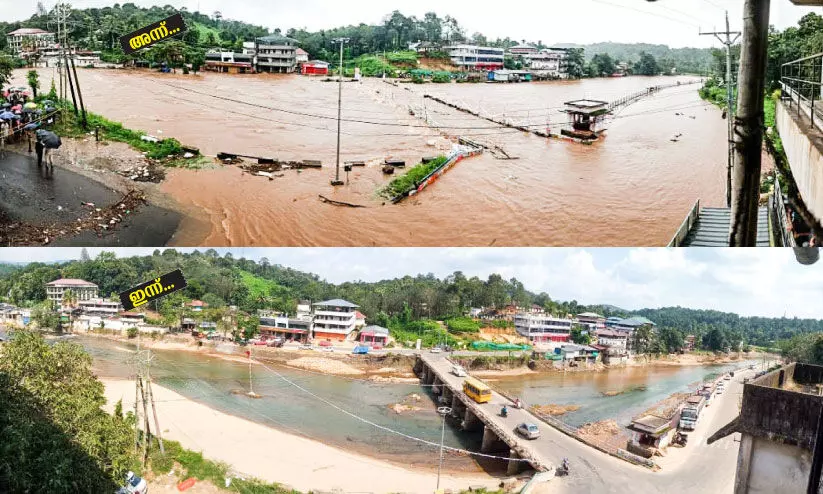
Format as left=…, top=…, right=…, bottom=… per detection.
left=426, top=367, right=436, bottom=385
left=413, top=357, right=423, bottom=375
left=451, top=393, right=461, bottom=412
left=480, top=426, right=508, bottom=453
left=432, top=376, right=441, bottom=395
left=463, top=408, right=482, bottom=432
left=507, top=450, right=524, bottom=476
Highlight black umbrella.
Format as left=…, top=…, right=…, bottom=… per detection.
left=35, top=129, right=62, bottom=149
left=1, top=103, right=10, bottom=109
left=23, top=122, right=40, bottom=131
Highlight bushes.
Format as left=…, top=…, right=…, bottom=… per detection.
left=126, top=327, right=138, bottom=339
left=385, top=51, right=419, bottom=65
left=446, top=317, right=480, bottom=334
left=432, top=72, right=451, bottom=83
left=380, top=156, right=448, bottom=198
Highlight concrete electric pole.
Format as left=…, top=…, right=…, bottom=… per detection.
left=729, top=0, right=771, bottom=247
left=701, top=13, right=741, bottom=208
left=331, top=37, right=350, bottom=187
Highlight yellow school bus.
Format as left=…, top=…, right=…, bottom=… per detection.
left=463, top=377, right=492, bottom=404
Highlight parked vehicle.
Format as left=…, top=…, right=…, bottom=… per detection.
left=451, top=365, right=467, bottom=377
left=516, top=423, right=541, bottom=440
left=500, top=406, right=508, bottom=418
left=321, top=347, right=335, bottom=353
left=463, top=377, right=492, bottom=403
left=299, top=343, right=314, bottom=350
left=253, top=339, right=268, bottom=346
left=352, top=345, right=370, bottom=355
left=121, top=471, right=147, bottom=494
left=267, top=338, right=285, bottom=348
left=430, top=346, right=442, bottom=353
left=372, top=344, right=383, bottom=350
left=730, top=371, right=735, bottom=377
left=318, top=340, right=333, bottom=347
left=679, top=395, right=706, bottom=430
left=674, top=431, right=689, bottom=446
left=724, top=374, right=732, bottom=380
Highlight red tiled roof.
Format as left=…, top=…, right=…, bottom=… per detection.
left=46, top=278, right=97, bottom=287
left=188, top=300, right=208, bottom=307
left=120, top=312, right=144, bottom=317
left=355, top=311, right=366, bottom=319
left=295, top=48, right=308, bottom=55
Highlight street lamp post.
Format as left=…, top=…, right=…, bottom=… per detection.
left=331, top=37, right=350, bottom=187
left=436, top=406, right=452, bottom=491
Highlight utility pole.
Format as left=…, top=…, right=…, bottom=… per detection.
left=331, top=37, right=349, bottom=187
left=436, top=406, right=452, bottom=491
left=701, top=12, right=741, bottom=208
left=730, top=0, right=770, bottom=247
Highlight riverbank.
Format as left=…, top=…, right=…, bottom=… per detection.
left=101, top=378, right=502, bottom=493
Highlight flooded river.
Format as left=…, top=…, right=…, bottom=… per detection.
left=13, top=69, right=725, bottom=246
left=81, top=337, right=750, bottom=470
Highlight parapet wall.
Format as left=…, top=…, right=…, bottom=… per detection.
left=743, top=363, right=823, bottom=451
left=776, top=99, right=823, bottom=225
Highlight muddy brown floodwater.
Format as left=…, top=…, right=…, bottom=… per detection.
left=13, top=68, right=725, bottom=246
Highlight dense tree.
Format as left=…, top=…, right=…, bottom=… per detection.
left=634, top=51, right=660, bottom=76
left=570, top=326, right=592, bottom=345
left=565, top=48, right=586, bottom=79
left=658, top=327, right=684, bottom=353
left=703, top=328, right=729, bottom=352
left=590, top=53, right=616, bottom=77
left=0, top=331, right=133, bottom=491
left=632, top=325, right=656, bottom=356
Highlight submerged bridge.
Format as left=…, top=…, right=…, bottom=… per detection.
left=414, top=353, right=552, bottom=475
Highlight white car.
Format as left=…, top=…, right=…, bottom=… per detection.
left=430, top=346, right=442, bottom=353
left=451, top=365, right=467, bottom=377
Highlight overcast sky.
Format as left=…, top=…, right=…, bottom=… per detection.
left=1, top=248, right=821, bottom=319
left=7, top=0, right=823, bottom=48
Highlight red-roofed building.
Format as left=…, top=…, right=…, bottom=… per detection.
left=187, top=300, right=208, bottom=312
left=355, top=311, right=367, bottom=329
left=295, top=48, right=309, bottom=64
left=302, top=60, right=329, bottom=75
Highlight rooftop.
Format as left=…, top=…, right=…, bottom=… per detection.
left=8, top=28, right=52, bottom=36
left=256, top=34, right=298, bottom=45
left=629, top=415, right=672, bottom=435
left=313, top=299, right=359, bottom=308
left=596, top=329, right=627, bottom=338
left=188, top=300, right=208, bottom=307
left=709, top=362, right=823, bottom=451
left=577, top=312, right=605, bottom=318
left=360, top=325, right=389, bottom=336
left=46, top=278, right=97, bottom=287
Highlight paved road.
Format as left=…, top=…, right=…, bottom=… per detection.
left=0, top=151, right=179, bottom=246
left=423, top=353, right=761, bottom=494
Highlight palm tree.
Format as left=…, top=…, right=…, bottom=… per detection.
left=61, top=289, right=78, bottom=333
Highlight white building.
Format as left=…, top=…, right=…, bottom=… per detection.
left=514, top=313, right=573, bottom=343
left=509, top=43, right=538, bottom=56
left=6, top=28, right=55, bottom=56
left=595, top=329, right=628, bottom=351
left=312, top=299, right=360, bottom=342
left=254, top=34, right=298, bottom=73
left=46, top=279, right=98, bottom=305
left=78, top=299, right=122, bottom=317
left=295, top=48, right=309, bottom=64
left=525, top=49, right=568, bottom=78
left=446, top=45, right=505, bottom=71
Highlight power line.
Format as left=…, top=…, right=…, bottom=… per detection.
left=589, top=0, right=701, bottom=28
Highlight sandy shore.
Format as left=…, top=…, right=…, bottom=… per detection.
left=102, top=379, right=500, bottom=493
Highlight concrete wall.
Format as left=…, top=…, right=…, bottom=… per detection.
left=740, top=435, right=812, bottom=494
left=777, top=100, right=823, bottom=224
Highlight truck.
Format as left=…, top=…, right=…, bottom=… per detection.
left=699, top=383, right=715, bottom=406
left=352, top=345, right=370, bottom=355
left=679, top=395, right=706, bottom=430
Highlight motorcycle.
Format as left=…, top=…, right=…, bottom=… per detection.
left=674, top=432, right=689, bottom=446
left=500, top=406, right=508, bottom=418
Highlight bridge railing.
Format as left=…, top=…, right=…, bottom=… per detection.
left=781, top=52, right=823, bottom=133
left=770, top=174, right=795, bottom=247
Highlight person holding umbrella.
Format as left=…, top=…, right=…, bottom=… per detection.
left=35, top=129, right=61, bottom=169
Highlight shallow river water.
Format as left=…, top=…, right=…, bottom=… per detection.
left=12, top=69, right=726, bottom=246
left=80, top=337, right=752, bottom=470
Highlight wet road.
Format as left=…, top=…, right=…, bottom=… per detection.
left=12, top=69, right=726, bottom=247
left=0, top=151, right=180, bottom=246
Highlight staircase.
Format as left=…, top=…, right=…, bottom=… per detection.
left=682, top=207, right=770, bottom=247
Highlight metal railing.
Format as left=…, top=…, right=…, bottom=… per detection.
left=781, top=52, right=823, bottom=133
left=770, top=174, right=795, bottom=247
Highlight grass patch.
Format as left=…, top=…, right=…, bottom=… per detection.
left=380, top=156, right=448, bottom=198
left=148, top=439, right=297, bottom=493
left=52, top=99, right=203, bottom=166
left=445, top=317, right=480, bottom=334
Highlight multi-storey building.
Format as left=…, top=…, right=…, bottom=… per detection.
left=78, top=299, right=122, bottom=317
left=258, top=312, right=313, bottom=342
left=46, top=279, right=98, bottom=305
left=576, top=312, right=606, bottom=332
left=525, top=49, right=568, bottom=78
left=6, top=28, right=55, bottom=56
left=312, top=299, right=359, bottom=341
left=204, top=51, right=254, bottom=73
left=254, top=34, right=298, bottom=73
left=508, top=43, right=538, bottom=56
left=514, top=313, right=573, bottom=343
left=446, top=45, right=505, bottom=71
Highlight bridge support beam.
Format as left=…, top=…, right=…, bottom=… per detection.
left=451, top=394, right=463, bottom=414
left=433, top=376, right=441, bottom=395
left=463, top=408, right=482, bottom=432
left=507, top=450, right=524, bottom=476
left=426, top=366, right=435, bottom=385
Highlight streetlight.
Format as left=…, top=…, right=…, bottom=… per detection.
left=436, top=406, right=452, bottom=491
left=331, top=37, right=350, bottom=187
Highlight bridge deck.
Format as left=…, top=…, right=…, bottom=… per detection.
left=419, top=353, right=551, bottom=470
left=682, top=207, right=770, bottom=247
